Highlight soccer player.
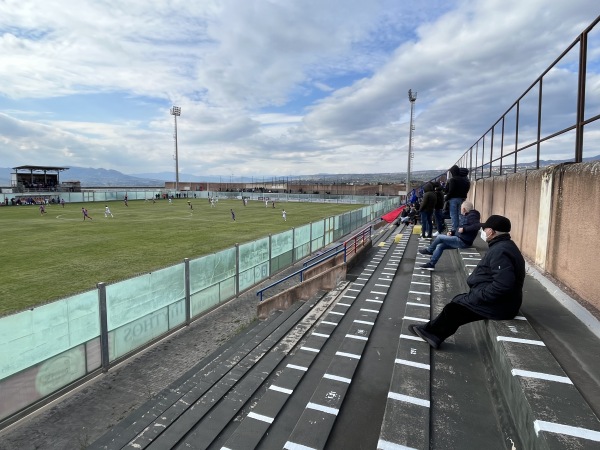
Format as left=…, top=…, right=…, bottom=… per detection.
left=82, top=207, right=92, bottom=221
left=230, top=209, right=236, bottom=221
left=282, top=209, right=287, bottom=221
left=187, top=200, right=193, bottom=210
left=104, top=205, right=114, bottom=218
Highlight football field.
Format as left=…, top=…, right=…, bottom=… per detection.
left=0, top=198, right=363, bottom=316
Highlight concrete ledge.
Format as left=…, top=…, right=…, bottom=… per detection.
left=257, top=264, right=347, bottom=320
left=456, top=250, right=600, bottom=449
left=481, top=318, right=600, bottom=449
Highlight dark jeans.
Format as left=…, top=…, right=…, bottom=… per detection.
left=420, top=211, right=433, bottom=236
left=424, top=301, right=487, bottom=342
left=434, top=209, right=445, bottom=232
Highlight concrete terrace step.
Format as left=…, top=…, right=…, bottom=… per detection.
left=455, top=249, right=600, bottom=449
left=216, top=227, right=409, bottom=449
left=377, top=240, right=432, bottom=449
left=89, top=290, right=333, bottom=450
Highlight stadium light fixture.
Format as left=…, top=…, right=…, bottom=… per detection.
left=170, top=106, right=181, bottom=191
left=406, top=90, right=417, bottom=197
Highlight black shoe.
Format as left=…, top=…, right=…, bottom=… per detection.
left=419, top=262, right=435, bottom=270
left=419, top=248, right=433, bottom=255
left=408, top=324, right=441, bottom=349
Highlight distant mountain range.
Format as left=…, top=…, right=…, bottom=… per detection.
left=1, top=155, right=597, bottom=188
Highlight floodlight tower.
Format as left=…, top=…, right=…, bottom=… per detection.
left=406, top=89, right=417, bottom=196
left=170, top=106, right=181, bottom=191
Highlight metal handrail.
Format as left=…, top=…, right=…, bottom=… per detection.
left=420, top=16, right=600, bottom=187
left=257, top=225, right=372, bottom=302
left=302, top=243, right=345, bottom=268
left=256, top=246, right=346, bottom=302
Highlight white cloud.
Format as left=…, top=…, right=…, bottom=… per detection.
left=0, top=0, right=599, bottom=177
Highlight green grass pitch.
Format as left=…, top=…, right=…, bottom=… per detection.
left=0, top=198, right=364, bottom=316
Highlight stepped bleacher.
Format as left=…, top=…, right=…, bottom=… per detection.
left=1, top=220, right=599, bottom=449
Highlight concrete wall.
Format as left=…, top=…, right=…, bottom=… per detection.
left=469, top=161, right=600, bottom=316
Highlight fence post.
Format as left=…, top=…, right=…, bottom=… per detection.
left=97, top=282, right=110, bottom=373
left=292, top=227, right=295, bottom=262
left=269, top=234, right=272, bottom=276
left=184, top=258, right=191, bottom=325
left=235, top=243, right=240, bottom=296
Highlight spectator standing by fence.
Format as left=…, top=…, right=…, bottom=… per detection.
left=418, top=182, right=436, bottom=239
left=444, top=165, right=470, bottom=234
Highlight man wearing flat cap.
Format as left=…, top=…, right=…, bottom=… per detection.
left=409, top=214, right=525, bottom=349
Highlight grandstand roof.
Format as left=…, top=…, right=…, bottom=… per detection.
left=12, top=165, right=69, bottom=172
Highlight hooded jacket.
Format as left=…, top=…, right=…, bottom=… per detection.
left=445, top=165, right=471, bottom=201
left=418, top=182, right=436, bottom=212
left=453, top=234, right=525, bottom=319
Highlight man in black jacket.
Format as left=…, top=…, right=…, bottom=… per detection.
left=409, top=215, right=525, bottom=349
left=444, top=165, right=471, bottom=234
left=418, top=182, right=436, bottom=238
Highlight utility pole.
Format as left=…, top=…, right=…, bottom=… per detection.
left=170, top=106, right=181, bottom=191
left=407, top=89, right=417, bottom=197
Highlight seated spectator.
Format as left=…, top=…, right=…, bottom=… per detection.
left=409, top=215, right=525, bottom=348
left=418, top=200, right=480, bottom=270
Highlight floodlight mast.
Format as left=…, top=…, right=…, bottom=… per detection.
left=406, top=89, right=417, bottom=199
left=170, top=106, right=181, bottom=191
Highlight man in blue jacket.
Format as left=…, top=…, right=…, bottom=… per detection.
left=409, top=215, right=525, bottom=349
left=418, top=200, right=480, bottom=270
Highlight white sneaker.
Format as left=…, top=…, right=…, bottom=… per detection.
left=432, top=231, right=439, bottom=237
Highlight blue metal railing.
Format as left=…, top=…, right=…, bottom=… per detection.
left=256, top=246, right=346, bottom=302
left=257, top=225, right=372, bottom=302
left=302, top=243, right=346, bottom=268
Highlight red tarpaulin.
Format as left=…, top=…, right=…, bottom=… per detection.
left=381, top=205, right=406, bottom=223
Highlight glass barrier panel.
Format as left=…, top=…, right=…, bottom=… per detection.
left=108, top=300, right=183, bottom=361
left=0, top=290, right=99, bottom=381
left=69, top=193, right=84, bottom=202
left=239, top=262, right=269, bottom=292
left=239, top=237, right=269, bottom=272
left=294, top=242, right=311, bottom=261
left=324, top=217, right=334, bottom=245
left=0, top=344, right=88, bottom=422
left=310, top=221, right=324, bottom=252
left=219, top=277, right=236, bottom=302
left=191, top=284, right=220, bottom=317
left=271, top=250, right=293, bottom=273
left=189, top=248, right=236, bottom=293
left=271, top=230, right=293, bottom=258
left=105, top=263, right=185, bottom=331
left=294, top=224, right=311, bottom=247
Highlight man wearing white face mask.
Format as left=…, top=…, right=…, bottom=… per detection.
left=409, top=215, right=525, bottom=349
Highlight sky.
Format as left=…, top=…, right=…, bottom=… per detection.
left=1, top=0, right=599, bottom=179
